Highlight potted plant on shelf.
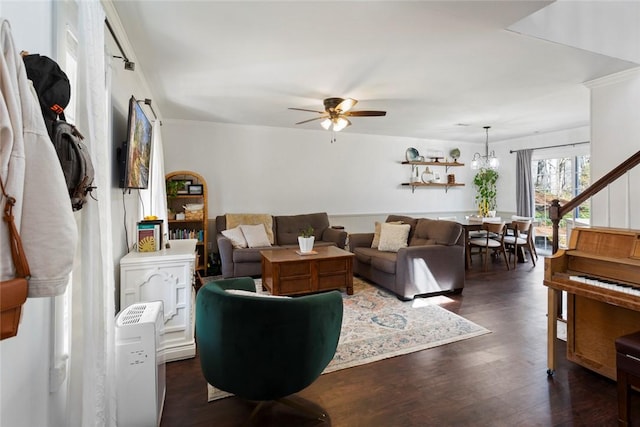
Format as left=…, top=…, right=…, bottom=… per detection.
left=298, top=225, right=315, bottom=253
left=473, top=168, right=499, bottom=217
left=166, top=180, right=181, bottom=198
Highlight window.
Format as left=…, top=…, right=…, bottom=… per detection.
left=533, top=154, right=590, bottom=250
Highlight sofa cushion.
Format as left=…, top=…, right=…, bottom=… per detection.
left=354, top=247, right=397, bottom=274
left=371, top=220, right=403, bottom=248
left=222, top=227, right=248, bottom=248
left=226, top=213, right=274, bottom=244
left=409, top=237, right=438, bottom=246
left=410, top=219, right=462, bottom=246
left=275, top=213, right=330, bottom=245
left=386, top=215, right=418, bottom=241
left=378, top=223, right=410, bottom=252
left=232, top=247, right=265, bottom=263
left=353, top=247, right=374, bottom=265
left=371, top=222, right=383, bottom=249
left=239, top=224, right=272, bottom=248
left=370, top=251, right=397, bottom=274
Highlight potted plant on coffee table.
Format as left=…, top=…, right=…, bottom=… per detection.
left=298, top=225, right=315, bottom=253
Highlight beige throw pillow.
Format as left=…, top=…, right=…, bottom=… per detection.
left=226, top=214, right=274, bottom=244
left=221, top=226, right=248, bottom=249
left=371, top=220, right=403, bottom=248
left=378, top=223, right=410, bottom=252
left=239, top=224, right=272, bottom=248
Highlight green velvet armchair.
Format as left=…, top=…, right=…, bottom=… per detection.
left=195, top=277, right=343, bottom=420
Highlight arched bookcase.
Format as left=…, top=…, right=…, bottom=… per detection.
left=165, top=171, right=208, bottom=275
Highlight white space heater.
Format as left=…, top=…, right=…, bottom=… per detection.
left=116, top=301, right=166, bottom=427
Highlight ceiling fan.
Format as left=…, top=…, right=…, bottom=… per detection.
left=289, top=97, right=387, bottom=132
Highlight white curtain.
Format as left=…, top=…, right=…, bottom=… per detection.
left=68, top=1, right=116, bottom=426
left=140, top=120, right=168, bottom=240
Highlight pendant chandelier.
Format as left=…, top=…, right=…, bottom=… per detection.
left=471, top=126, right=499, bottom=170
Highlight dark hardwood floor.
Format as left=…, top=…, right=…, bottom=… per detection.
left=160, top=255, right=638, bottom=426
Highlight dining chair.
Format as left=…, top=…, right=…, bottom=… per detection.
left=468, top=221, right=510, bottom=271
left=510, top=215, right=538, bottom=261
left=466, top=215, right=488, bottom=239
left=504, top=219, right=537, bottom=269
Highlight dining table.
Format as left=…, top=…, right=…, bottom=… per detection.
left=456, top=217, right=525, bottom=269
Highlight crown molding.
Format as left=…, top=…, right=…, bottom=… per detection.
left=584, top=67, right=640, bottom=89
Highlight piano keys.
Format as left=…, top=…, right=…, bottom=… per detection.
left=544, top=226, right=640, bottom=380
left=568, top=275, right=640, bottom=297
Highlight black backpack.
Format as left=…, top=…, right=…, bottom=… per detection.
left=23, top=53, right=95, bottom=211
left=49, top=121, right=95, bottom=211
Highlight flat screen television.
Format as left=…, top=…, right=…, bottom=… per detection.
left=120, top=96, right=153, bottom=189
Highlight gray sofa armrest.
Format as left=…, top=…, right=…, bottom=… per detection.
left=321, top=227, right=348, bottom=249
left=217, top=233, right=235, bottom=278
left=394, top=244, right=465, bottom=297
left=348, top=233, right=374, bottom=251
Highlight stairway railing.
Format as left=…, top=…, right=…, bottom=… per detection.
left=549, top=150, right=640, bottom=253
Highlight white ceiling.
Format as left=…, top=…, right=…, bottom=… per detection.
left=110, top=0, right=640, bottom=144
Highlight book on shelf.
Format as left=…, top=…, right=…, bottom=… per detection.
left=169, top=228, right=204, bottom=242
left=137, top=220, right=163, bottom=252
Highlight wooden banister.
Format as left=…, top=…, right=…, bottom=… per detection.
left=549, top=150, right=640, bottom=253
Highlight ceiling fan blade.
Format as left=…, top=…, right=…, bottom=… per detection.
left=335, top=98, right=357, bottom=113
left=288, top=107, right=326, bottom=114
left=344, top=110, right=387, bottom=117
left=295, top=116, right=327, bottom=125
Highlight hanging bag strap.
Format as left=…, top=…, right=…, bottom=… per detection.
left=1, top=179, right=30, bottom=279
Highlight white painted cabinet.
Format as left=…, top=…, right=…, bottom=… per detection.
left=120, top=240, right=197, bottom=361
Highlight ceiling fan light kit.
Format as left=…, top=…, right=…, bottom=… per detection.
left=289, top=97, right=386, bottom=134
left=321, top=117, right=350, bottom=132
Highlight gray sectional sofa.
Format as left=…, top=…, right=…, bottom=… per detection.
left=349, top=215, right=465, bottom=300
left=215, top=212, right=347, bottom=278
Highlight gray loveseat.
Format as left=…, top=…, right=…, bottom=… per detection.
left=349, top=215, right=465, bottom=300
left=216, top=212, right=347, bottom=278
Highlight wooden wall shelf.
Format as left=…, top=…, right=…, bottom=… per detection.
left=402, top=160, right=465, bottom=193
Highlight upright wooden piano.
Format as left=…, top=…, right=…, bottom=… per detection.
left=544, top=226, right=640, bottom=380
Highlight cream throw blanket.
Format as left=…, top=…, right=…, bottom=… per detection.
left=225, top=213, right=274, bottom=244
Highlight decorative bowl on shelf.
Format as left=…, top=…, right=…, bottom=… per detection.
left=405, top=147, right=420, bottom=161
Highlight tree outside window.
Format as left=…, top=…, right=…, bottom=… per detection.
left=533, top=155, right=590, bottom=249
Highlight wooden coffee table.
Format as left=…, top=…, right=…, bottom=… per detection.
left=260, top=246, right=355, bottom=296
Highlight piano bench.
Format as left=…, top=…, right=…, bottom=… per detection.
left=616, top=331, right=640, bottom=427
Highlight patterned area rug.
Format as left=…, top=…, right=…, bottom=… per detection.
left=206, top=277, right=490, bottom=402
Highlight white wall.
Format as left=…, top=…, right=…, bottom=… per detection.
left=162, top=120, right=487, bottom=233
left=588, top=68, right=640, bottom=229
